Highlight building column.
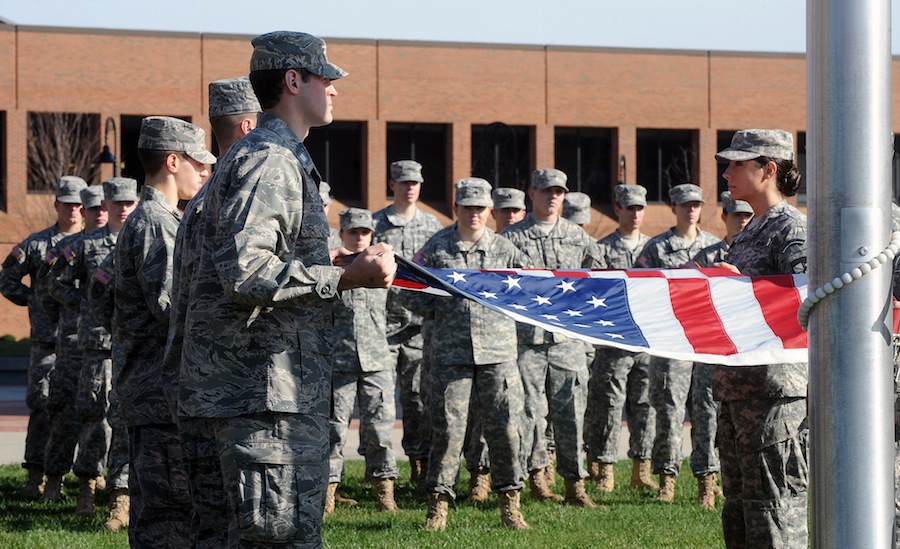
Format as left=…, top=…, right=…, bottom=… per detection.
left=364, top=119, right=386, bottom=211
left=615, top=125, right=637, bottom=186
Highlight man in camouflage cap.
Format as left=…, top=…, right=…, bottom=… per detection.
left=0, top=176, right=85, bottom=499
left=208, top=76, right=262, bottom=155
left=562, top=191, right=591, bottom=226
left=491, top=187, right=526, bottom=232
left=176, top=31, right=395, bottom=548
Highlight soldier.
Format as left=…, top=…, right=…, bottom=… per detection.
left=562, top=191, right=591, bottom=227
left=636, top=183, right=720, bottom=502
left=405, top=178, right=529, bottom=531
left=177, top=31, right=395, bottom=548
left=692, top=191, right=753, bottom=268
left=47, top=179, right=137, bottom=517
left=490, top=187, right=527, bottom=232
left=373, top=159, right=443, bottom=488
left=501, top=168, right=601, bottom=507
left=115, top=116, right=214, bottom=547
left=0, top=176, right=85, bottom=498
left=326, top=208, right=399, bottom=514
left=320, top=181, right=343, bottom=250
left=587, top=183, right=658, bottom=493
left=207, top=76, right=260, bottom=154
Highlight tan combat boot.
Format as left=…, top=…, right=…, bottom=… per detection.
left=564, top=478, right=598, bottom=508
left=529, top=468, right=563, bottom=502
left=545, top=450, right=557, bottom=486
left=95, top=475, right=106, bottom=492
left=409, top=459, right=423, bottom=487
left=374, top=478, right=399, bottom=512
left=595, top=463, right=615, bottom=492
left=498, top=490, right=530, bottom=530
left=424, top=492, right=451, bottom=531
left=657, top=474, right=676, bottom=503
left=334, top=487, right=358, bottom=507
left=587, top=460, right=601, bottom=482
left=696, top=473, right=719, bottom=509
left=467, top=467, right=491, bottom=502
left=22, top=465, right=45, bottom=499
left=75, top=476, right=97, bottom=517
left=324, top=482, right=338, bottom=516
left=630, top=459, right=659, bottom=490
left=103, top=489, right=130, bottom=532
left=41, top=474, right=64, bottom=503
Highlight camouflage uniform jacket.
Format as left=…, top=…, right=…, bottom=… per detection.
left=87, top=253, right=115, bottom=332
left=713, top=201, right=808, bottom=401
left=178, top=113, right=340, bottom=420
left=113, top=185, right=180, bottom=427
left=692, top=240, right=730, bottom=269
left=47, top=226, right=116, bottom=351
left=0, top=224, right=70, bottom=343
left=38, top=232, right=84, bottom=346
left=596, top=230, right=650, bottom=269
left=405, top=224, right=529, bottom=365
left=500, top=214, right=602, bottom=345
left=636, top=227, right=721, bottom=269
left=332, top=287, right=392, bottom=373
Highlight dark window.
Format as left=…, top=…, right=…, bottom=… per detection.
left=555, top=127, right=613, bottom=205
left=306, top=121, right=364, bottom=202
left=636, top=129, right=696, bottom=203
left=471, top=123, right=532, bottom=190
left=120, top=115, right=191, bottom=188
left=386, top=123, right=448, bottom=203
left=716, top=130, right=738, bottom=197
left=26, top=112, right=100, bottom=192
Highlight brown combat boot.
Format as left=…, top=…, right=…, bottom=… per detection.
left=564, top=478, right=598, bottom=508
left=595, top=463, right=615, bottom=492
left=334, top=487, right=358, bottom=507
left=22, top=465, right=45, bottom=499
left=545, top=450, right=557, bottom=486
left=75, top=476, right=97, bottom=517
left=529, top=468, right=563, bottom=502
left=467, top=467, right=491, bottom=502
left=696, top=473, right=719, bottom=510
left=497, top=490, right=530, bottom=530
left=374, top=478, right=399, bottom=512
left=41, top=474, right=64, bottom=503
left=324, top=482, right=338, bottom=516
left=409, top=459, right=423, bottom=487
left=103, top=489, right=130, bottom=532
left=95, top=475, right=106, bottom=492
left=657, top=474, right=676, bottom=503
left=588, top=460, right=601, bottom=482
left=630, top=459, right=659, bottom=490
left=424, top=492, right=451, bottom=531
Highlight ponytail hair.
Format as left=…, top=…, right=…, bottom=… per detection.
left=756, top=156, right=802, bottom=197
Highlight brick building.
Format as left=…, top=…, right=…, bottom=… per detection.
left=0, top=23, right=897, bottom=337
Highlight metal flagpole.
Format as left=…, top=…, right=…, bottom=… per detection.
left=807, top=0, right=895, bottom=546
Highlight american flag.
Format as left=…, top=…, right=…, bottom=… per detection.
left=392, top=256, right=808, bottom=366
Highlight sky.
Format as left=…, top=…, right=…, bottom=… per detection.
left=0, top=0, right=882, bottom=54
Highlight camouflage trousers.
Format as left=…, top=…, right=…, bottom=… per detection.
left=718, top=398, right=808, bottom=549
left=105, top=392, right=129, bottom=491
left=22, top=341, right=54, bottom=468
left=128, top=423, right=192, bottom=549
left=216, top=411, right=329, bottom=548
left=72, top=350, right=112, bottom=478
left=179, top=417, right=228, bottom=549
left=391, top=330, right=430, bottom=461
left=44, top=341, right=82, bottom=476
left=329, top=369, right=398, bottom=482
left=584, top=348, right=654, bottom=463
left=649, top=356, right=692, bottom=476
left=518, top=340, right=588, bottom=480
left=426, top=360, right=526, bottom=498
left=463, top=401, right=490, bottom=471
left=689, top=363, right=720, bottom=476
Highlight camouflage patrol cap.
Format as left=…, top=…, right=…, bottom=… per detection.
left=669, top=183, right=705, bottom=205
left=390, top=160, right=424, bottom=183
left=491, top=187, right=526, bottom=210
left=56, top=176, right=88, bottom=204
left=250, top=31, right=348, bottom=80
left=720, top=191, right=753, bottom=215
left=454, top=178, right=493, bottom=207
left=80, top=185, right=104, bottom=209
left=531, top=168, right=569, bottom=191
left=614, top=184, right=647, bottom=207
left=102, top=177, right=139, bottom=203
left=339, top=207, right=374, bottom=231
left=138, top=116, right=217, bottom=165
left=715, top=129, right=795, bottom=162
left=562, top=192, right=591, bottom=225
left=318, top=181, right=333, bottom=206
left=208, top=76, right=261, bottom=118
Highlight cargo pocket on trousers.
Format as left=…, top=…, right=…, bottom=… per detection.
left=236, top=463, right=300, bottom=542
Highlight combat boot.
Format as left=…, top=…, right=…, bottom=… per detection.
left=324, top=483, right=338, bottom=516
left=103, top=488, right=130, bottom=532
left=334, top=487, right=358, bottom=507
left=75, top=476, right=97, bottom=517
left=22, top=465, right=45, bottom=499
left=564, top=478, right=598, bottom=508
left=424, top=492, right=451, bottom=531
left=595, top=463, right=615, bottom=492
left=409, top=459, right=424, bottom=487
left=657, top=474, right=676, bottom=503
left=545, top=450, right=557, bottom=486
left=374, top=478, right=399, bottom=512
left=95, top=475, right=106, bottom=492
left=467, top=467, right=490, bottom=502
left=696, top=473, right=719, bottom=510
left=529, top=468, right=563, bottom=502
left=497, top=490, right=530, bottom=530
left=587, top=460, right=601, bottom=482
left=42, top=474, right=64, bottom=503
left=630, top=459, right=659, bottom=490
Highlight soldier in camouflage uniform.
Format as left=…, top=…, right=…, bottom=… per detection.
left=177, top=32, right=395, bottom=548
left=635, top=183, right=720, bottom=502
left=403, top=178, right=529, bottom=531
left=587, top=184, right=658, bottom=493
left=714, top=129, right=808, bottom=547
left=326, top=208, right=399, bottom=514
left=320, top=181, right=343, bottom=250
left=501, top=168, right=601, bottom=507
left=115, top=116, right=214, bottom=548
left=490, top=187, right=527, bottom=232
left=373, top=159, right=443, bottom=488
left=0, top=176, right=86, bottom=498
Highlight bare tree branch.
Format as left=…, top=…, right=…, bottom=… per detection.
left=27, top=112, right=100, bottom=193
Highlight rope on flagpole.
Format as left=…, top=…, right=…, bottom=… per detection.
left=798, top=231, right=900, bottom=330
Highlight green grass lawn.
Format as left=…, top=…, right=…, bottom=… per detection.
left=0, top=460, right=724, bottom=548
